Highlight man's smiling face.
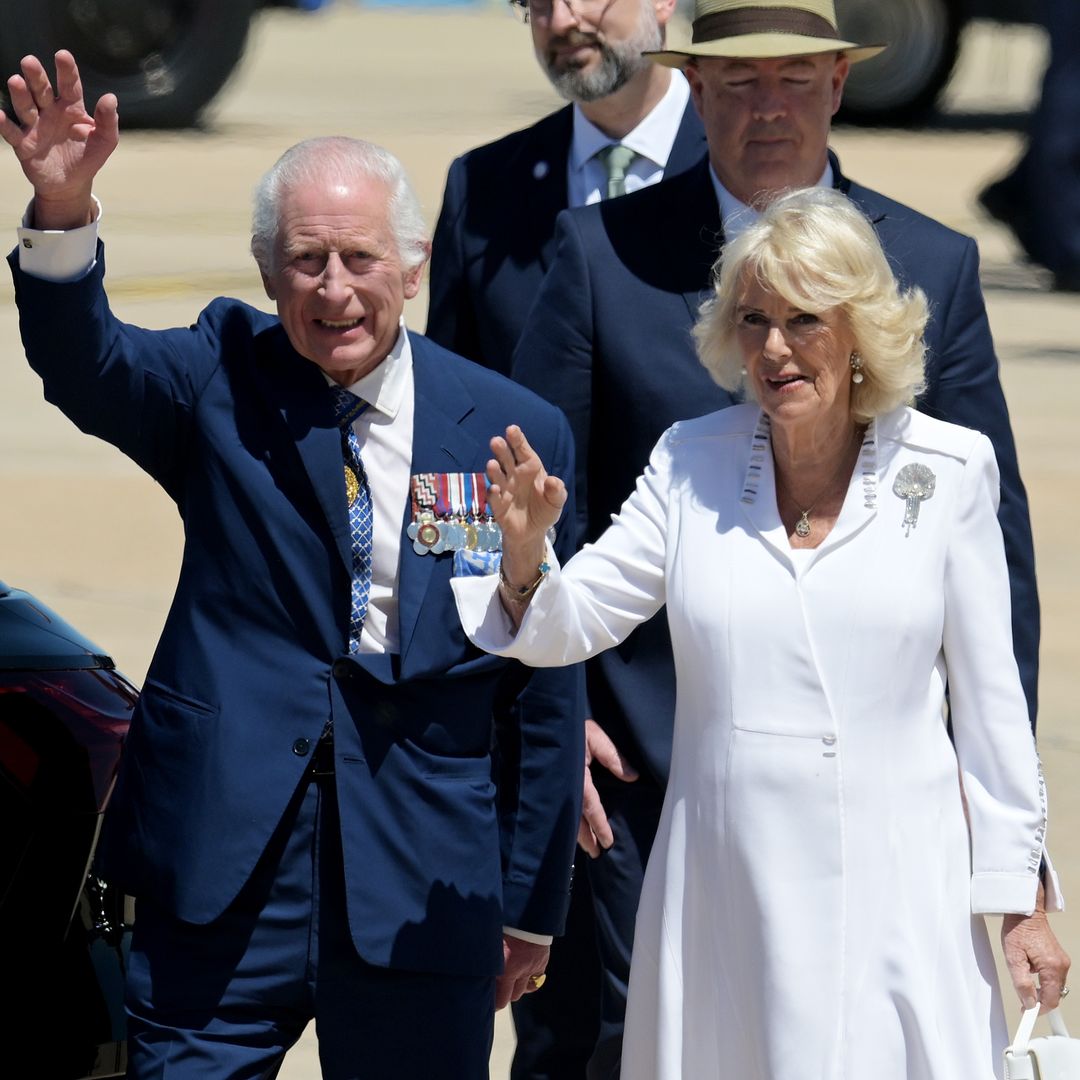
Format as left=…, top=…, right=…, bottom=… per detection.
left=262, top=174, right=424, bottom=386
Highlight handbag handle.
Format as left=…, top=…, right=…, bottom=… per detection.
left=1009, top=1003, right=1071, bottom=1053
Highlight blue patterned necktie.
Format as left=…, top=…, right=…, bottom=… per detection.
left=331, top=386, right=373, bottom=654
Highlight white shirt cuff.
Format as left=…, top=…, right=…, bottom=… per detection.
left=503, top=926, right=554, bottom=945
left=17, top=195, right=101, bottom=282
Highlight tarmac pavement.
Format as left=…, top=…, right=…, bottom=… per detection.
left=0, top=5, right=1076, bottom=1076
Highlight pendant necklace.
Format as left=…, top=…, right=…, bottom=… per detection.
left=777, top=427, right=863, bottom=539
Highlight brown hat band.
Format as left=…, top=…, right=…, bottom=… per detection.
left=691, top=6, right=839, bottom=44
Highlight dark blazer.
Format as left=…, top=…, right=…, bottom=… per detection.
left=426, top=99, right=708, bottom=374
left=511, top=153, right=1040, bottom=785
left=11, top=248, right=584, bottom=978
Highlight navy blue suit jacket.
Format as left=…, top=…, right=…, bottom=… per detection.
left=11, top=248, right=584, bottom=978
left=426, top=99, right=707, bottom=374
left=511, top=154, right=1040, bottom=785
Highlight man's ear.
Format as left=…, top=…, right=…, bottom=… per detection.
left=403, top=242, right=432, bottom=301
left=685, top=62, right=705, bottom=118
left=654, top=0, right=678, bottom=30
left=831, top=54, right=851, bottom=116
left=261, top=269, right=276, bottom=302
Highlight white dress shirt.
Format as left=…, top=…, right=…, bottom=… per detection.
left=709, top=160, right=834, bottom=243
left=568, top=69, right=691, bottom=208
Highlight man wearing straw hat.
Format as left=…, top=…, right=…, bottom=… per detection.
left=511, top=0, right=1041, bottom=1074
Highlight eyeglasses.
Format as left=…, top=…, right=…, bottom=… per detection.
left=509, top=0, right=610, bottom=25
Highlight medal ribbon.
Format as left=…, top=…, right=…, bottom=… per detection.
left=410, top=473, right=438, bottom=518
left=434, top=473, right=453, bottom=521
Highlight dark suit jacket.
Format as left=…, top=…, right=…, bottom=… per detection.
left=11, top=247, right=584, bottom=978
left=426, top=99, right=707, bottom=374
left=511, top=153, right=1040, bottom=785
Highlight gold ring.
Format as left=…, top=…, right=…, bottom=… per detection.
left=528, top=973, right=547, bottom=990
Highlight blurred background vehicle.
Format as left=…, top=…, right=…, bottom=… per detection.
left=837, top=0, right=1046, bottom=124
left=0, top=0, right=1048, bottom=129
left=0, top=581, right=138, bottom=1079
left=0, top=0, right=331, bottom=129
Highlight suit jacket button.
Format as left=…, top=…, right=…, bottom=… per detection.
left=332, top=659, right=351, bottom=679
left=292, top=738, right=311, bottom=757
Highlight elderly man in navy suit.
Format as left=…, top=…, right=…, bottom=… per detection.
left=2, top=51, right=583, bottom=1080
left=511, top=1, right=1043, bottom=1076
left=426, top=0, right=707, bottom=376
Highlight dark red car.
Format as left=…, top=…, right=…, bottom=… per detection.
left=0, top=581, right=138, bottom=1078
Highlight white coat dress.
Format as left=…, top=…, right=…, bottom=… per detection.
left=453, top=404, right=1060, bottom=1080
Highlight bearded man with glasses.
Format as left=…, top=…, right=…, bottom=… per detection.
left=427, top=0, right=706, bottom=379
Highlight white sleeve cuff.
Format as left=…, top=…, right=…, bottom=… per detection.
left=1043, top=849, right=1065, bottom=913
left=971, top=852, right=1064, bottom=916
left=17, top=195, right=101, bottom=282
left=503, top=926, right=554, bottom=945
left=971, top=872, right=1042, bottom=916
left=451, top=542, right=559, bottom=659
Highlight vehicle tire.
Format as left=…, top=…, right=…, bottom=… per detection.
left=835, top=0, right=965, bottom=126
left=0, top=0, right=261, bottom=129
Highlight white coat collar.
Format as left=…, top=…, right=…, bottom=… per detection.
left=739, top=409, right=879, bottom=571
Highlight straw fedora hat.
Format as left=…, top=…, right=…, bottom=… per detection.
left=646, top=0, right=886, bottom=67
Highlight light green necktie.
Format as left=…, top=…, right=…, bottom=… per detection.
left=596, top=143, right=637, bottom=200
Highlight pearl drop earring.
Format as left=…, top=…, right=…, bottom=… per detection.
left=850, top=351, right=865, bottom=384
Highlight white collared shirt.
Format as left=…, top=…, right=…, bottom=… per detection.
left=17, top=199, right=413, bottom=656
left=709, top=160, right=835, bottom=243
left=568, top=69, right=691, bottom=208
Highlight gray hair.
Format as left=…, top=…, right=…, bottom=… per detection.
left=694, top=187, right=928, bottom=424
left=250, top=136, right=428, bottom=274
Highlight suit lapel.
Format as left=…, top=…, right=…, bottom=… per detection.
left=251, top=324, right=354, bottom=575
left=831, top=149, right=887, bottom=227
left=810, top=421, right=880, bottom=560
left=667, top=98, right=709, bottom=176
left=737, top=412, right=792, bottom=563
left=675, top=160, right=724, bottom=320
left=521, top=107, right=573, bottom=272
left=396, top=336, right=484, bottom=670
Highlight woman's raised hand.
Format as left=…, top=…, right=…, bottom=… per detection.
left=487, top=425, right=567, bottom=583
left=0, top=51, right=118, bottom=229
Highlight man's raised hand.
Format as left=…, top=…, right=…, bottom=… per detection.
left=0, top=51, right=118, bottom=230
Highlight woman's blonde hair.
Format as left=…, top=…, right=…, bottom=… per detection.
left=694, top=187, right=929, bottom=423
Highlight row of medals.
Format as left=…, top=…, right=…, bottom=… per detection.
left=411, top=510, right=502, bottom=555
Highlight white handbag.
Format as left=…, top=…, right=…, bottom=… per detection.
left=1004, top=1004, right=1080, bottom=1079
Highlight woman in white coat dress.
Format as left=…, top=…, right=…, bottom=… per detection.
left=454, top=188, right=1070, bottom=1079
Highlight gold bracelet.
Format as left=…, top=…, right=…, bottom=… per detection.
left=498, top=560, right=549, bottom=604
